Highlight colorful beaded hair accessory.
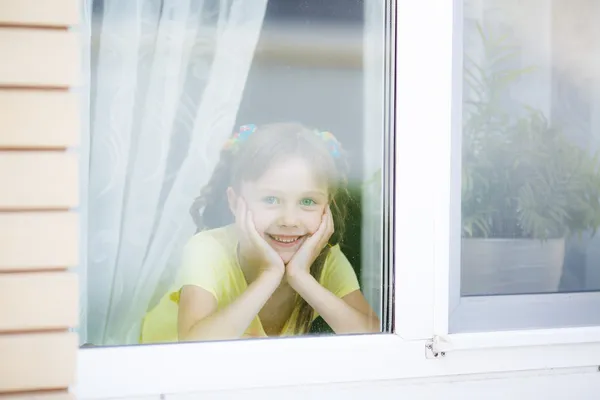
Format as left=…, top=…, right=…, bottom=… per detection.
left=223, top=124, right=341, bottom=158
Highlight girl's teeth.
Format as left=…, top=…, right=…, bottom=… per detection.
left=272, top=235, right=298, bottom=243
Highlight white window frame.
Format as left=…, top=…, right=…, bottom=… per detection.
left=75, top=1, right=600, bottom=399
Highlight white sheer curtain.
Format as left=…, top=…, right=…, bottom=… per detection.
left=81, top=0, right=267, bottom=345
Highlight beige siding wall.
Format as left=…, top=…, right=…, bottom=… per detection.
left=0, top=1, right=80, bottom=398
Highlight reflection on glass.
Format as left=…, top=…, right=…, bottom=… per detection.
left=461, top=0, right=600, bottom=297
left=81, top=0, right=386, bottom=346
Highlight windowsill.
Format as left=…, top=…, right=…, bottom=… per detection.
left=75, top=330, right=600, bottom=399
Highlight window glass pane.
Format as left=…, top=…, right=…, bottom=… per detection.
left=81, top=0, right=389, bottom=346
left=455, top=0, right=600, bottom=332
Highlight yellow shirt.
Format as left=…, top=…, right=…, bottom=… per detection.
left=140, top=225, right=360, bottom=343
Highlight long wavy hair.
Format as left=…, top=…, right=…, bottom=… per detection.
left=190, top=122, right=351, bottom=334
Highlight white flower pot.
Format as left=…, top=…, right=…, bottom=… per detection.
left=461, top=238, right=566, bottom=296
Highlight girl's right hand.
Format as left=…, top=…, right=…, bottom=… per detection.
left=236, top=198, right=285, bottom=278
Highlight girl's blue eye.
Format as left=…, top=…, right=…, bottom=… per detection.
left=300, top=198, right=316, bottom=207
left=263, top=196, right=279, bottom=205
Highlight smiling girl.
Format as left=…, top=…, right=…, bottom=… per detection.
left=140, top=123, right=379, bottom=343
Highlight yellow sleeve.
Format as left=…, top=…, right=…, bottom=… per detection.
left=320, top=244, right=360, bottom=298
left=171, top=232, right=229, bottom=303
left=140, top=232, right=230, bottom=344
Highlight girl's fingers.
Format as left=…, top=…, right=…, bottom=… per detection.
left=238, top=200, right=249, bottom=240
left=244, top=209, right=254, bottom=238
left=238, top=199, right=257, bottom=253
left=322, top=213, right=332, bottom=248
left=237, top=199, right=245, bottom=226
left=243, top=210, right=257, bottom=249
left=317, top=207, right=334, bottom=249
left=326, top=206, right=334, bottom=237
left=246, top=210, right=265, bottom=247
left=304, top=212, right=328, bottom=250
left=240, top=198, right=248, bottom=220
left=319, top=210, right=330, bottom=238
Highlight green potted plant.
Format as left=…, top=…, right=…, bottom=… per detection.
left=461, top=26, right=600, bottom=296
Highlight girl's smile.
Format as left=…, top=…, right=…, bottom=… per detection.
left=265, top=233, right=307, bottom=249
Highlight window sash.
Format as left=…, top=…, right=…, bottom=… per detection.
left=433, top=0, right=600, bottom=341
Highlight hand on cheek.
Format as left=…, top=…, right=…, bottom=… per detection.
left=286, top=206, right=334, bottom=282
left=235, top=198, right=284, bottom=278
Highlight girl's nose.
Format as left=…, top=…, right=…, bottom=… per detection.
left=279, top=205, right=300, bottom=227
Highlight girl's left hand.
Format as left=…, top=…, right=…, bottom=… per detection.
left=286, top=206, right=334, bottom=282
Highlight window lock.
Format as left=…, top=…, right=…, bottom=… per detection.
left=425, top=336, right=447, bottom=359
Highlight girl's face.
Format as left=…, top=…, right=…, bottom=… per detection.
left=230, top=156, right=329, bottom=264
